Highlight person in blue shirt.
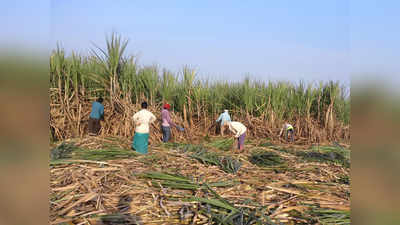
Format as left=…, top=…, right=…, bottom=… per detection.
left=88, top=97, right=104, bottom=135
left=216, top=109, right=231, bottom=136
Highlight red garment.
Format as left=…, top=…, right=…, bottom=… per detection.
left=163, top=103, right=171, bottom=110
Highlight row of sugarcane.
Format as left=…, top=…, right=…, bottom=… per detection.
left=50, top=33, right=350, bottom=142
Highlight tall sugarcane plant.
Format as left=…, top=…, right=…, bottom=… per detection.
left=50, top=33, right=350, bottom=141
left=89, top=33, right=129, bottom=107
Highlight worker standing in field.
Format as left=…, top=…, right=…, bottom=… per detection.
left=279, top=122, right=294, bottom=142
left=161, top=103, right=184, bottom=142
left=216, top=109, right=231, bottom=136
left=88, top=97, right=104, bottom=136
left=132, top=101, right=156, bottom=154
left=226, top=121, right=247, bottom=151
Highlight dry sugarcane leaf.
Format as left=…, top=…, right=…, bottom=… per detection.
left=270, top=206, right=307, bottom=217
left=265, top=186, right=302, bottom=195
left=90, top=167, right=120, bottom=172
left=319, top=203, right=350, bottom=211
left=53, top=184, right=77, bottom=192
left=50, top=138, right=350, bottom=224
left=59, top=192, right=98, bottom=215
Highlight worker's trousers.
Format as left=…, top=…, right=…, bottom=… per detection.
left=162, top=126, right=171, bottom=142
left=285, top=129, right=294, bottom=142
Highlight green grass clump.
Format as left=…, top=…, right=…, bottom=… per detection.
left=249, top=150, right=284, bottom=167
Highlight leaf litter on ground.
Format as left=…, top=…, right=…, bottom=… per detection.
left=49, top=137, right=350, bottom=225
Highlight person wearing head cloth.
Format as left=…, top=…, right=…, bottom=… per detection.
left=216, top=109, right=231, bottom=136
left=161, top=103, right=184, bottom=142
left=225, top=121, right=247, bottom=151
left=132, top=101, right=156, bottom=154
left=279, top=122, right=294, bottom=142
left=88, top=97, right=104, bottom=136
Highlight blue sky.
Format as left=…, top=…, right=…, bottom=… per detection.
left=1, top=0, right=399, bottom=84
left=50, top=0, right=350, bottom=83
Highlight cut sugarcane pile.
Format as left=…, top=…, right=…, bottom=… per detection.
left=50, top=137, right=350, bottom=225
left=209, top=138, right=234, bottom=151
left=248, top=150, right=284, bottom=167
left=188, top=148, right=242, bottom=174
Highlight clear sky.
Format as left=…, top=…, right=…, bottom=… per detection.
left=1, top=0, right=399, bottom=85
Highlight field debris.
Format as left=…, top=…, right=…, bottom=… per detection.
left=50, top=137, right=350, bottom=224
left=248, top=150, right=284, bottom=167
left=51, top=142, right=77, bottom=160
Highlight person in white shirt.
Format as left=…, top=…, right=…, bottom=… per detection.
left=226, top=121, right=247, bottom=151
left=132, top=101, right=156, bottom=154
left=279, top=122, right=294, bottom=142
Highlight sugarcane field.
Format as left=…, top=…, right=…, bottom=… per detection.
left=49, top=35, right=350, bottom=225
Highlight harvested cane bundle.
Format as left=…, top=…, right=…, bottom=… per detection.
left=100, top=214, right=143, bottom=225
left=191, top=150, right=221, bottom=166
left=187, top=185, right=276, bottom=225
left=219, top=156, right=242, bottom=174
left=138, top=171, right=235, bottom=190
left=139, top=172, right=274, bottom=224
left=210, top=138, right=234, bottom=151
left=309, top=208, right=350, bottom=225
left=50, top=142, right=77, bottom=160
left=182, top=144, right=206, bottom=153
left=249, top=151, right=283, bottom=167
left=191, top=149, right=242, bottom=174
left=166, top=142, right=206, bottom=153
left=296, top=150, right=350, bottom=168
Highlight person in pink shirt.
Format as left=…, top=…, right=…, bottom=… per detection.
left=161, top=103, right=184, bottom=142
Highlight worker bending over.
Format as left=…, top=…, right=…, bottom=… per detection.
left=279, top=123, right=294, bottom=142
left=226, top=121, right=247, bottom=151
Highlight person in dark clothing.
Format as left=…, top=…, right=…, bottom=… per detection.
left=88, top=97, right=104, bottom=135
